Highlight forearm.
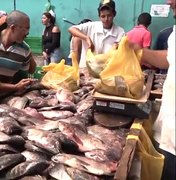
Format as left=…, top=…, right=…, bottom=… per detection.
left=0, top=82, right=17, bottom=93
left=68, top=27, right=88, bottom=41
left=142, top=49, right=169, bottom=69
left=28, top=56, right=36, bottom=74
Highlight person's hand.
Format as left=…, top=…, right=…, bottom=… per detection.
left=15, top=78, right=34, bottom=91
left=42, top=51, right=49, bottom=60
left=85, top=36, right=95, bottom=52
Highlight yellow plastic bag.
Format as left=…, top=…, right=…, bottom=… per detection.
left=86, top=46, right=116, bottom=78
left=41, top=52, right=79, bottom=91
left=95, top=36, right=144, bottom=99
left=137, top=127, right=164, bottom=180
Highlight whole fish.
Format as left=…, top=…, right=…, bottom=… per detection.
left=0, top=144, right=19, bottom=156
left=23, top=107, right=45, bottom=121
left=0, top=116, right=22, bottom=135
left=66, top=167, right=100, bottom=180
left=39, top=110, right=73, bottom=120
left=0, top=132, right=25, bottom=147
left=87, top=125, right=127, bottom=147
left=38, top=101, right=76, bottom=113
left=49, top=164, right=72, bottom=180
left=52, top=153, right=117, bottom=176
left=1, top=96, right=28, bottom=109
left=6, top=160, right=49, bottom=179
left=23, top=90, right=41, bottom=101
left=0, top=153, right=25, bottom=172
left=56, top=88, right=75, bottom=103
left=55, top=121, right=106, bottom=152
left=76, top=96, right=94, bottom=114
left=0, top=104, right=41, bottom=126
left=24, top=140, right=52, bottom=156
left=23, top=128, right=61, bottom=154
left=21, top=150, right=49, bottom=161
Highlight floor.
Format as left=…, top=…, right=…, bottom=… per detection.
left=33, top=54, right=44, bottom=67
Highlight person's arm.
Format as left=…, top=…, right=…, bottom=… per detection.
left=28, top=55, right=37, bottom=74
left=129, top=42, right=169, bottom=69
left=72, top=37, right=82, bottom=63
left=68, top=26, right=94, bottom=51
left=142, top=49, right=168, bottom=69
left=0, top=79, right=34, bottom=93
left=44, top=26, right=60, bottom=54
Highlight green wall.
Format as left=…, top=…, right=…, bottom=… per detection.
left=1, top=0, right=174, bottom=57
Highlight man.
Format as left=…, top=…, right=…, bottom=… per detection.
left=68, top=0, right=125, bottom=68
left=127, top=12, right=153, bottom=70
left=127, top=12, right=152, bottom=48
left=131, top=0, right=175, bottom=179
left=0, top=10, right=36, bottom=95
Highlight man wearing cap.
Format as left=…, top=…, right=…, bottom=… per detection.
left=68, top=0, right=125, bottom=68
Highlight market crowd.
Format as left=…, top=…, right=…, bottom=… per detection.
left=0, top=0, right=175, bottom=179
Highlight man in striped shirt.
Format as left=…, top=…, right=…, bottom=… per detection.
left=0, top=10, right=36, bottom=95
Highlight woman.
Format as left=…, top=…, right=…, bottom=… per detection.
left=41, top=12, right=62, bottom=65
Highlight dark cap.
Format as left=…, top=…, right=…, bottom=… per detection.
left=98, top=0, right=115, bottom=11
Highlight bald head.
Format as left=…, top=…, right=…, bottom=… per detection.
left=6, top=10, right=29, bottom=26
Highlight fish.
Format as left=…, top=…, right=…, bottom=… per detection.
left=23, top=128, right=61, bottom=154
left=39, top=110, right=74, bottom=120
left=0, top=116, right=22, bottom=135
left=28, top=93, right=58, bottom=109
left=51, top=153, right=117, bottom=176
left=56, top=88, right=75, bottom=103
left=49, top=164, right=72, bottom=180
left=6, top=160, right=50, bottom=179
left=38, top=101, right=76, bottom=113
left=0, top=132, right=25, bottom=148
left=0, top=144, right=19, bottom=156
left=66, top=167, right=100, bottom=180
left=85, top=149, right=121, bottom=162
left=19, top=175, right=47, bottom=180
left=0, top=104, right=42, bottom=126
left=76, top=96, right=94, bottom=114
left=87, top=125, right=128, bottom=147
left=23, top=90, right=41, bottom=101
left=0, top=153, right=25, bottom=172
left=21, top=150, right=49, bottom=161
left=23, top=107, right=45, bottom=121
left=24, top=140, right=52, bottom=156
left=54, top=121, right=106, bottom=152
left=1, top=96, right=29, bottom=109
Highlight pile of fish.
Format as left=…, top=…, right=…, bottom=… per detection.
left=152, top=73, right=167, bottom=92
left=0, top=68, right=129, bottom=180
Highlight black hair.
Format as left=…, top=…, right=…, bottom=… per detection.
left=137, top=12, right=152, bottom=27
left=43, top=12, right=55, bottom=25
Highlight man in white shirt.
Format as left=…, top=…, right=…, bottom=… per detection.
left=131, top=0, right=175, bottom=179
left=68, top=0, right=125, bottom=68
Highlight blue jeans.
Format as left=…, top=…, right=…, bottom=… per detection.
left=50, top=48, right=63, bottom=63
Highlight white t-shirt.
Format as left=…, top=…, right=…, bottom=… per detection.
left=153, top=25, right=175, bottom=155
left=72, top=21, right=125, bottom=68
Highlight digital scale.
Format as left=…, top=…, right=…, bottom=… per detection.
left=93, top=70, right=155, bottom=127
